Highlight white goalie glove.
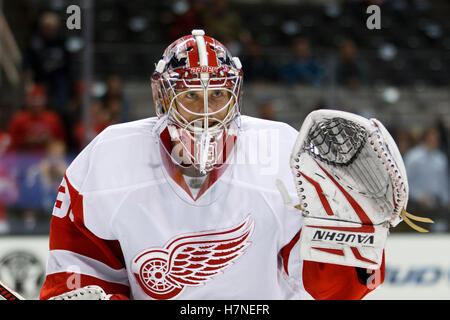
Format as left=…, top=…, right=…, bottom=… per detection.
left=278, top=109, right=433, bottom=270
left=47, top=285, right=128, bottom=300
left=48, top=286, right=113, bottom=300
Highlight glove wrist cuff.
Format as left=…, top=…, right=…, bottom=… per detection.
left=300, top=217, right=388, bottom=269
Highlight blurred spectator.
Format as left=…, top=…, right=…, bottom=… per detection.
left=404, top=125, right=449, bottom=231
left=105, top=98, right=125, bottom=125
left=23, top=11, right=71, bottom=111
left=167, top=0, right=206, bottom=41
left=436, top=117, right=449, bottom=163
left=0, top=131, right=11, bottom=157
left=240, top=38, right=276, bottom=83
left=256, top=96, right=277, bottom=121
left=335, top=39, right=369, bottom=89
left=63, top=81, right=100, bottom=152
left=0, top=131, right=19, bottom=234
left=392, top=128, right=414, bottom=156
left=60, top=82, right=84, bottom=153
left=4, top=138, right=70, bottom=234
left=73, top=99, right=111, bottom=151
left=25, top=140, right=68, bottom=213
left=7, top=85, right=66, bottom=153
left=101, top=75, right=130, bottom=123
left=202, top=0, right=249, bottom=53
left=278, top=36, right=324, bottom=86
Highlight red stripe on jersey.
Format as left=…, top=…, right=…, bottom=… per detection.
left=194, top=134, right=236, bottom=200
left=54, top=200, right=63, bottom=209
left=280, top=230, right=301, bottom=276
left=40, top=272, right=129, bottom=300
left=49, top=174, right=126, bottom=270
left=159, top=129, right=195, bottom=199
left=159, top=127, right=234, bottom=202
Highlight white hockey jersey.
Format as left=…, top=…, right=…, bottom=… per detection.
left=40, top=115, right=382, bottom=300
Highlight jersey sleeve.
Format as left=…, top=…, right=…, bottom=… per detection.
left=302, top=252, right=385, bottom=300
left=40, top=137, right=130, bottom=300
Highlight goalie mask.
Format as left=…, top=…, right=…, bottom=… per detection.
left=151, top=29, right=243, bottom=174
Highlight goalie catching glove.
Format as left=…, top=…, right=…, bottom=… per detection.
left=277, top=109, right=432, bottom=269
left=48, top=286, right=128, bottom=300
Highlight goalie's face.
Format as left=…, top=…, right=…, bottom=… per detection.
left=151, top=30, right=243, bottom=174
left=166, top=86, right=238, bottom=174
left=175, top=88, right=233, bottom=128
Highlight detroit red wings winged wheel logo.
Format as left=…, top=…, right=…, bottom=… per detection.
left=131, top=216, right=254, bottom=299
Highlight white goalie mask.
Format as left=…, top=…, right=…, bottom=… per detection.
left=151, top=29, right=243, bottom=174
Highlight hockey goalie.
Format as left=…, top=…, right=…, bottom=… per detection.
left=39, top=30, right=432, bottom=300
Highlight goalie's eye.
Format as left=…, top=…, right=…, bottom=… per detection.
left=210, top=90, right=223, bottom=98
left=184, top=92, right=199, bottom=99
